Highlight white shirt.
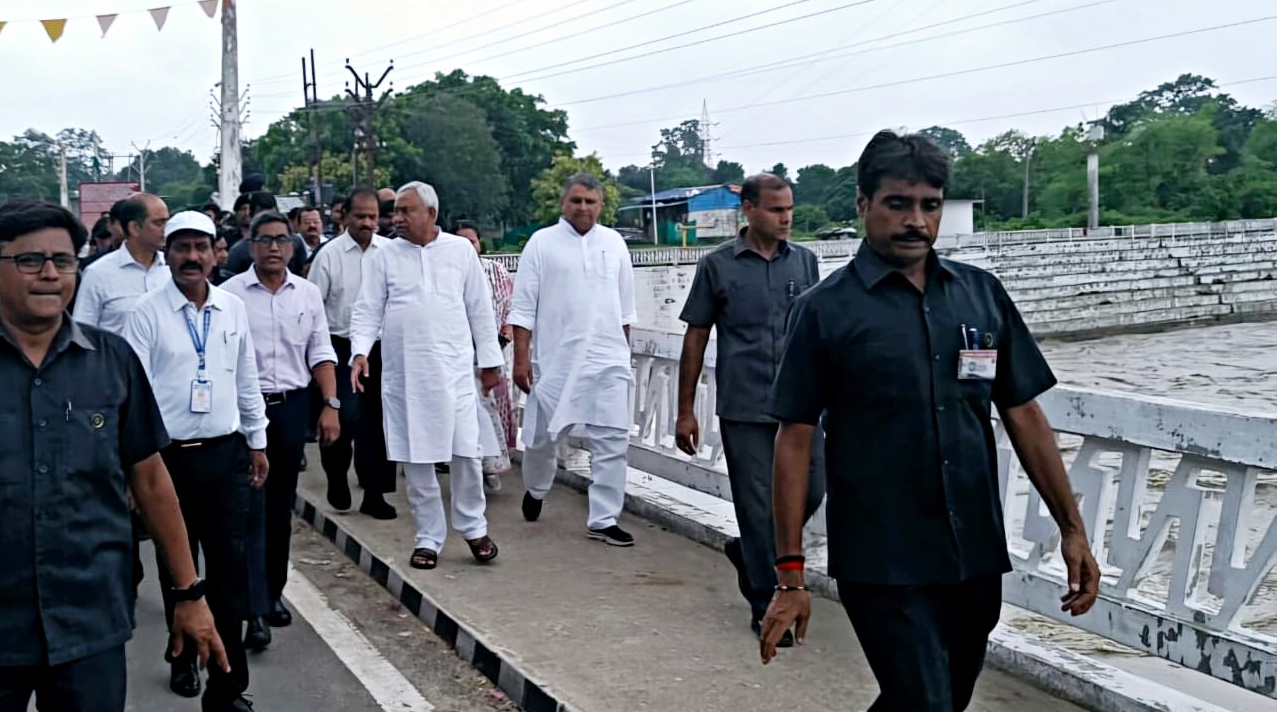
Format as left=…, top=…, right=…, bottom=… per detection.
left=307, top=231, right=391, bottom=338
left=73, top=242, right=172, bottom=336
left=508, top=219, right=637, bottom=442
left=221, top=269, right=338, bottom=393
left=124, top=280, right=269, bottom=450
left=349, top=233, right=504, bottom=464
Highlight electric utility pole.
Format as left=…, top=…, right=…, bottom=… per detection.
left=344, top=59, right=394, bottom=187
left=218, top=0, right=242, bottom=210
left=302, top=49, right=324, bottom=206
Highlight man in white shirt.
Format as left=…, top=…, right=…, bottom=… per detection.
left=125, top=211, right=269, bottom=712
left=510, top=174, right=638, bottom=547
left=74, top=193, right=171, bottom=335
left=350, top=181, right=504, bottom=571
left=307, top=188, right=398, bottom=519
left=223, top=211, right=340, bottom=641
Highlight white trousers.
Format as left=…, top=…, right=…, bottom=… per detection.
left=402, top=456, right=487, bottom=552
left=522, top=423, right=629, bottom=530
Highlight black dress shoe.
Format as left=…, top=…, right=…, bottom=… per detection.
left=327, top=479, right=352, bottom=511
left=169, top=659, right=200, bottom=697
left=522, top=491, right=543, bottom=522
left=358, top=493, right=397, bottom=520
left=265, top=599, right=292, bottom=627
left=244, top=616, right=271, bottom=651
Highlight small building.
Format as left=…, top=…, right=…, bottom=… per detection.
left=618, top=184, right=742, bottom=245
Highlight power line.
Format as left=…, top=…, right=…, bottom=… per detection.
left=571, top=14, right=1277, bottom=134
left=551, top=0, right=1102, bottom=108
left=504, top=0, right=880, bottom=83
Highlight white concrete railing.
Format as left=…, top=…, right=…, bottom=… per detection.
left=609, top=326, right=1276, bottom=699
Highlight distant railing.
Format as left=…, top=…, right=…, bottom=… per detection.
left=487, top=218, right=1277, bottom=272
left=554, top=327, right=1276, bottom=699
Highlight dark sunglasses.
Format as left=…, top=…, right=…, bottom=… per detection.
left=0, top=252, right=80, bottom=274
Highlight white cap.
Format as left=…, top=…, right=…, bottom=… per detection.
left=164, top=210, right=217, bottom=239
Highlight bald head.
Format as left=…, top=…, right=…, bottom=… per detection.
left=378, top=188, right=397, bottom=203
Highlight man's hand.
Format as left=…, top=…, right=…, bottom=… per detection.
left=513, top=359, right=533, bottom=394
left=499, top=324, right=513, bottom=344
left=350, top=355, right=369, bottom=393
left=760, top=587, right=810, bottom=664
left=674, top=412, right=699, bottom=456
left=1060, top=531, right=1100, bottom=616
left=479, top=367, right=501, bottom=396
left=170, top=598, right=230, bottom=673
left=248, top=450, right=269, bottom=489
left=318, top=405, right=340, bottom=445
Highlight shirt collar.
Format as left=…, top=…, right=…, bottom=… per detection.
left=731, top=228, right=792, bottom=258
left=853, top=239, right=953, bottom=289
left=0, top=314, right=95, bottom=366
left=245, top=267, right=298, bottom=291
left=163, top=279, right=225, bottom=312
left=342, top=232, right=386, bottom=252
left=116, top=241, right=166, bottom=268
left=558, top=217, right=594, bottom=239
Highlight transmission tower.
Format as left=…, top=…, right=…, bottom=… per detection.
left=700, top=99, right=718, bottom=169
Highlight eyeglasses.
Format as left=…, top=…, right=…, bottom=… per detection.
left=250, top=235, right=292, bottom=246
left=0, top=252, right=80, bottom=274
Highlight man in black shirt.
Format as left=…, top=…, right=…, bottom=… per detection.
left=759, top=131, right=1100, bottom=711
left=0, top=200, right=227, bottom=712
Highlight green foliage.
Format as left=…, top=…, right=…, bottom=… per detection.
left=792, top=204, right=829, bottom=233
left=529, top=153, right=621, bottom=226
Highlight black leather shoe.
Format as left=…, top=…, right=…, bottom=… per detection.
left=522, top=491, right=543, bottom=522
left=265, top=599, right=292, bottom=628
left=202, top=694, right=255, bottom=711
left=169, top=659, right=200, bottom=697
left=327, top=478, right=352, bottom=511
left=358, top=493, right=397, bottom=520
left=244, top=616, right=271, bottom=651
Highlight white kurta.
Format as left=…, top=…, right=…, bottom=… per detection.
left=508, top=218, right=638, bottom=445
left=349, top=233, right=505, bottom=464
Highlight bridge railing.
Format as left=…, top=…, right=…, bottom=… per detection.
left=525, top=327, right=1276, bottom=699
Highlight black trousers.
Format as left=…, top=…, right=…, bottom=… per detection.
left=838, top=574, right=1003, bottom=712
left=157, top=434, right=252, bottom=703
left=320, top=337, right=396, bottom=494
left=0, top=645, right=126, bottom=712
left=719, top=419, right=827, bottom=620
left=263, top=390, right=309, bottom=602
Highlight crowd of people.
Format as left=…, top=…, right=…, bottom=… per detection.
left=0, top=131, right=1100, bottom=712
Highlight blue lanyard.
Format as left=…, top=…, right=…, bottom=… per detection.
left=183, top=306, right=212, bottom=379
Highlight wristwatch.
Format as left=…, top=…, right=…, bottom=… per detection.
left=323, top=396, right=341, bottom=410
left=171, top=578, right=206, bottom=603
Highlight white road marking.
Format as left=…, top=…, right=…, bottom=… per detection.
left=285, top=563, right=435, bottom=712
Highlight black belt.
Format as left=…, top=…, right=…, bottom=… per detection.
left=263, top=388, right=308, bottom=406
left=170, top=433, right=237, bottom=449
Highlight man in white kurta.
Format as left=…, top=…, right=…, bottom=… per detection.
left=349, top=181, right=505, bottom=569
left=509, top=174, right=639, bottom=547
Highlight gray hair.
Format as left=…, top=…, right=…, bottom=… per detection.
left=396, top=181, right=440, bottom=212
left=561, top=173, right=604, bottom=199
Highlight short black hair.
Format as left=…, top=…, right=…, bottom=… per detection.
left=0, top=200, right=89, bottom=253
left=561, top=173, right=604, bottom=198
left=116, top=194, right=153, bottom=235
left=856, top=130, right=950, bottom=200
left=343, top=187, right=379, bottom=214
left=286, top=207, right=302, bottom=222
left=740, top=173, right=791, bottom=206
left=108, top=198, right=130, bottom=224
left=453, top=220, right=479, bottom=235
left=90, top=216, right=112, bottom=241
left=330, top=195, right=347, bottom=209
left=201, top=202, right=222, bottom=220
left=247, top=191, right=277, bottom=214
left=379, top=199, right=396, bottom=218
left=249, top=211, right=292, bottom=240
left=233, top=194, right=251, bottom=211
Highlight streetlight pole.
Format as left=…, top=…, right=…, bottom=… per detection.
left=649, top=164, right=658, bottom=245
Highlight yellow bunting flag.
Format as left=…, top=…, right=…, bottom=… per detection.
left=199, top=0, right=219, bottom=18
left=96, top=14, right=117, bottom=37
left=0, top=21, right=6, bottom=36
left=41, top=19, right=67, bottom=43
left=148, top=6, right=171, bottom=31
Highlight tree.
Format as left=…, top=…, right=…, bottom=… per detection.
left=393, top=94, right=510, bottom=226
left=650, top=119, right=712, bottom=190
left=919, top=126, right=972, bottom=159
left=711, top=160, right=745, bottom=184
left=530, top=153, right=621, bottom=226
left=792, top=204, right=829, bottom=234
left=793, top=164, right=837, bottom=205
left=769, top=163, right=789, bottom=181
left=277, top=152, right=391, bottom=195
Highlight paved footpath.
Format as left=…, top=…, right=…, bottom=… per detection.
left=49, top=527, right=517, bottom=712
left=293, top=452, right=1088, bottom=712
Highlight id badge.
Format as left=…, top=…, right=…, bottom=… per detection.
left=957, top=350, right=998, bottom=380
left=190, top=380, right=213, bottom=413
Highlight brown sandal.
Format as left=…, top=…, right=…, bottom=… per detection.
left=466, top=536, right=499, bottom=564
left=409, top=548, right=438, bottom=570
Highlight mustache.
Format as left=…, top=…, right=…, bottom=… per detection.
left=180, top=262, right=204, bottom=271
left=892, top=230, right=929, bottom=242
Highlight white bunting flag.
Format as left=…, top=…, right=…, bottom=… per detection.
left=96, top=14, right=117, bottom=37
left=199, top=0, right=219, bottom=18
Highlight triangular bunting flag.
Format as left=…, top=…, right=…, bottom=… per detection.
left=41, top=19, right=67, bottom=43
left=148, top=6, right=171, bottom=31
left=97, top=14, right=117, bottom=37
left=199, top=0, right=219, bottom=18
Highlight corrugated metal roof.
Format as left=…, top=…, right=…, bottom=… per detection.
left=631, top=183, right=740, bottom=204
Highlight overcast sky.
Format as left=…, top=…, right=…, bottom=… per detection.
left=1, top=0, right=1273, bottom=174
